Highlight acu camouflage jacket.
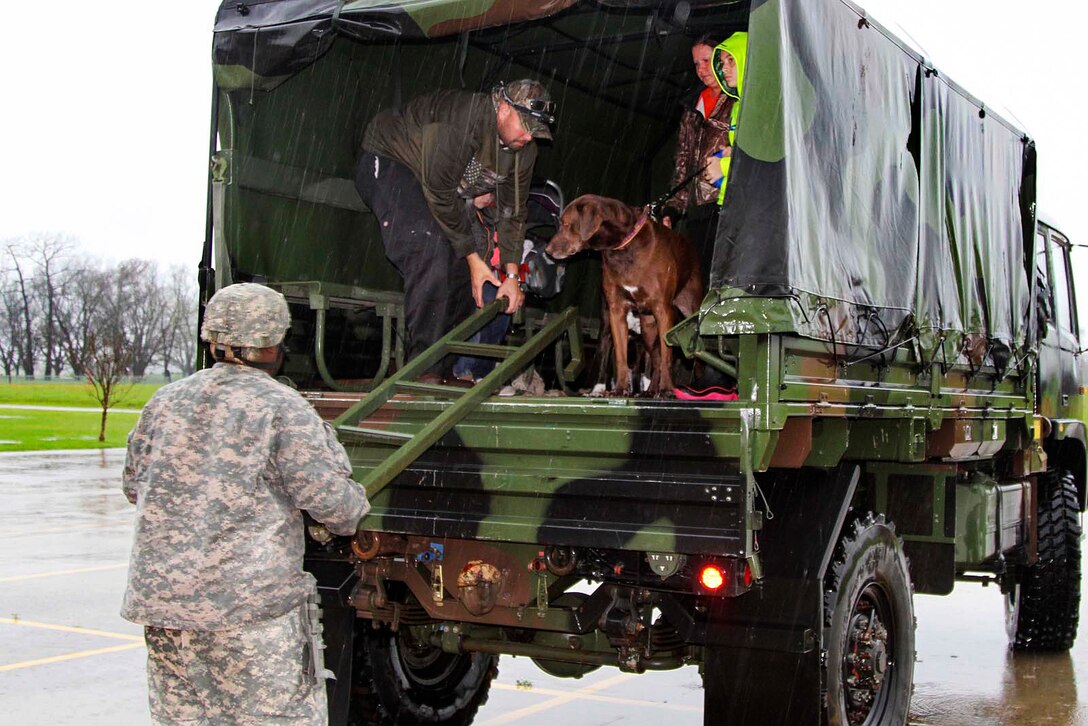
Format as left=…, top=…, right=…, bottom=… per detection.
left=121, top=363, right=369, bottom=630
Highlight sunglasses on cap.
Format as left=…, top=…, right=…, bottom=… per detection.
left=500, top=85, right=557, bottom=125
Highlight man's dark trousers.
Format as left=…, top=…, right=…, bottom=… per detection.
left=355, top=152, right=474, bottom=373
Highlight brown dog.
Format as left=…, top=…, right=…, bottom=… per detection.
left=546, top=194, right=704, bottom=396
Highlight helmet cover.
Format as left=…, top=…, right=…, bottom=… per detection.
left=200, top=283, right=291, bottom=349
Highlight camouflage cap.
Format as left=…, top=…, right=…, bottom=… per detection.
left=200, top=283, right=291, bottom=349
left=499, top=79, right=555, bottom=140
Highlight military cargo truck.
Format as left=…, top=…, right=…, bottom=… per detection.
left=204, top=1, right=1086, bottom=724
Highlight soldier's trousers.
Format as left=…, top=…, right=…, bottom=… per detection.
left=143, top=604, right=327, bottom=725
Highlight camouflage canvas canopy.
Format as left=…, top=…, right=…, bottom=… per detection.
left=213, top=0, right=581, bottom=90
left=713, top=0, right=1033, bottom=368
left=211, top=0, right=1035, bottom=369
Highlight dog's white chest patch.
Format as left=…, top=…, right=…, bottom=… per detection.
left=622, top=285, right=639, bottom=295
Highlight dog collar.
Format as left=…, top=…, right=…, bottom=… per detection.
left=611, top=206, right=651, bottom=251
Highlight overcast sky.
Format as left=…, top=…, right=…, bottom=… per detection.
left=1, top=1, right=1084, bottom=280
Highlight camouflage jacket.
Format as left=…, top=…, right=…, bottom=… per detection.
left=121, top=363, right=369, bottom=630
left=667, top=91, right=736, bottom=211
left=362, top=89, right=537, bottom=267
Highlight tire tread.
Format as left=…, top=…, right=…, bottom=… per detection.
left=349, top=623, right=499, bottom=726
left=1010, top=470, right=1082, bottom=651
left=823, top=512, right=915, bottom=726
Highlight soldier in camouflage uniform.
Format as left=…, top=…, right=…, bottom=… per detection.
left=121, top=283, right=370, bottom=725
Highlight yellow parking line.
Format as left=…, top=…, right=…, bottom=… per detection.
left=479, top=673, right=638, bottom=724
left=490, top=681, right=701, bottom=712
left=0, top=617, right=142, bottom=642
left=0, top=562, right=128, bottom=583
left=0, top=642, right=143, bottom=672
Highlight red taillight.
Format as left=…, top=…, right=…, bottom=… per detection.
left=743, top=561, right=753, bottom=588
left=699, top=565, right=725, bottom=591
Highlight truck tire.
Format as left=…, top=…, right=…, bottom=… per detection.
left=824, top=513, right=914, bottom=726
left=348, top=622, right=497, bottom=725
left=1006, top=469, right=1082, bottom=651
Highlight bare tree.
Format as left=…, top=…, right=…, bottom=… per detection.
left=26, top=233, right=75, bottom=378
left=85, top=327, right=135, bottom=442
left=0, top=283, right=20, bottom=381
left=55, top=261, right=109, bottom=377
left=161, top=265, right=198, bottom=378
left=113, top=259, right=166, bottom=379
left=0, top=238, right=199, bottom=384
left=4, top=241, right=36, bottom=377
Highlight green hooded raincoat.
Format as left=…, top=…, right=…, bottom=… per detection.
left=711, top=32, right=748, bottom=205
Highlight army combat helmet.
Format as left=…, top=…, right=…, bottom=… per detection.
left=201, top=283, right=290, bottom=363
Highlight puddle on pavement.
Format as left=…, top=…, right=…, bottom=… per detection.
left=908, top=581, right=1088, bottom=725
left=911, top=650, right=1082, bottom=724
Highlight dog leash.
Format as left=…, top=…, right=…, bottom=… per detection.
left=647, top=167, right=705, bottom=221
left=610, top=206, right=651, bottom=251
left=616, top=157, right=716, bottom=249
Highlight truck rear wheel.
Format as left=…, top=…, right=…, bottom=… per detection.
left=1006, top=469, right=1082, bottom=651
left=824, top=513, right=914, bottom=726
left=349, top=622, right=498, bottom=725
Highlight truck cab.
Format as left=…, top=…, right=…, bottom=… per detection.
left=1036, top=218, right=1087, bottom=492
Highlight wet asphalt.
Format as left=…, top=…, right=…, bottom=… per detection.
left=0, top=449, right=1085, bottom=725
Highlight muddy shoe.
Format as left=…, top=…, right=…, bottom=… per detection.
left=499, top=368, right=546, bottom=397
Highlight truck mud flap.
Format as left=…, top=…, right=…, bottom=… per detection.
left=701, top=464, right=860, bottom=725
left=306, top=559, right=358, bottom=725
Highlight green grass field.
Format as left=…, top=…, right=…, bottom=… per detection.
left=0, top=381, right=161, bottom=409
left=0, top=408, right=141, bottom=450
left=0, top=380, right=164, bottom=451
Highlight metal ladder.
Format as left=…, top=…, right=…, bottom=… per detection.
left=332, top=299, right=584, bottom=499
